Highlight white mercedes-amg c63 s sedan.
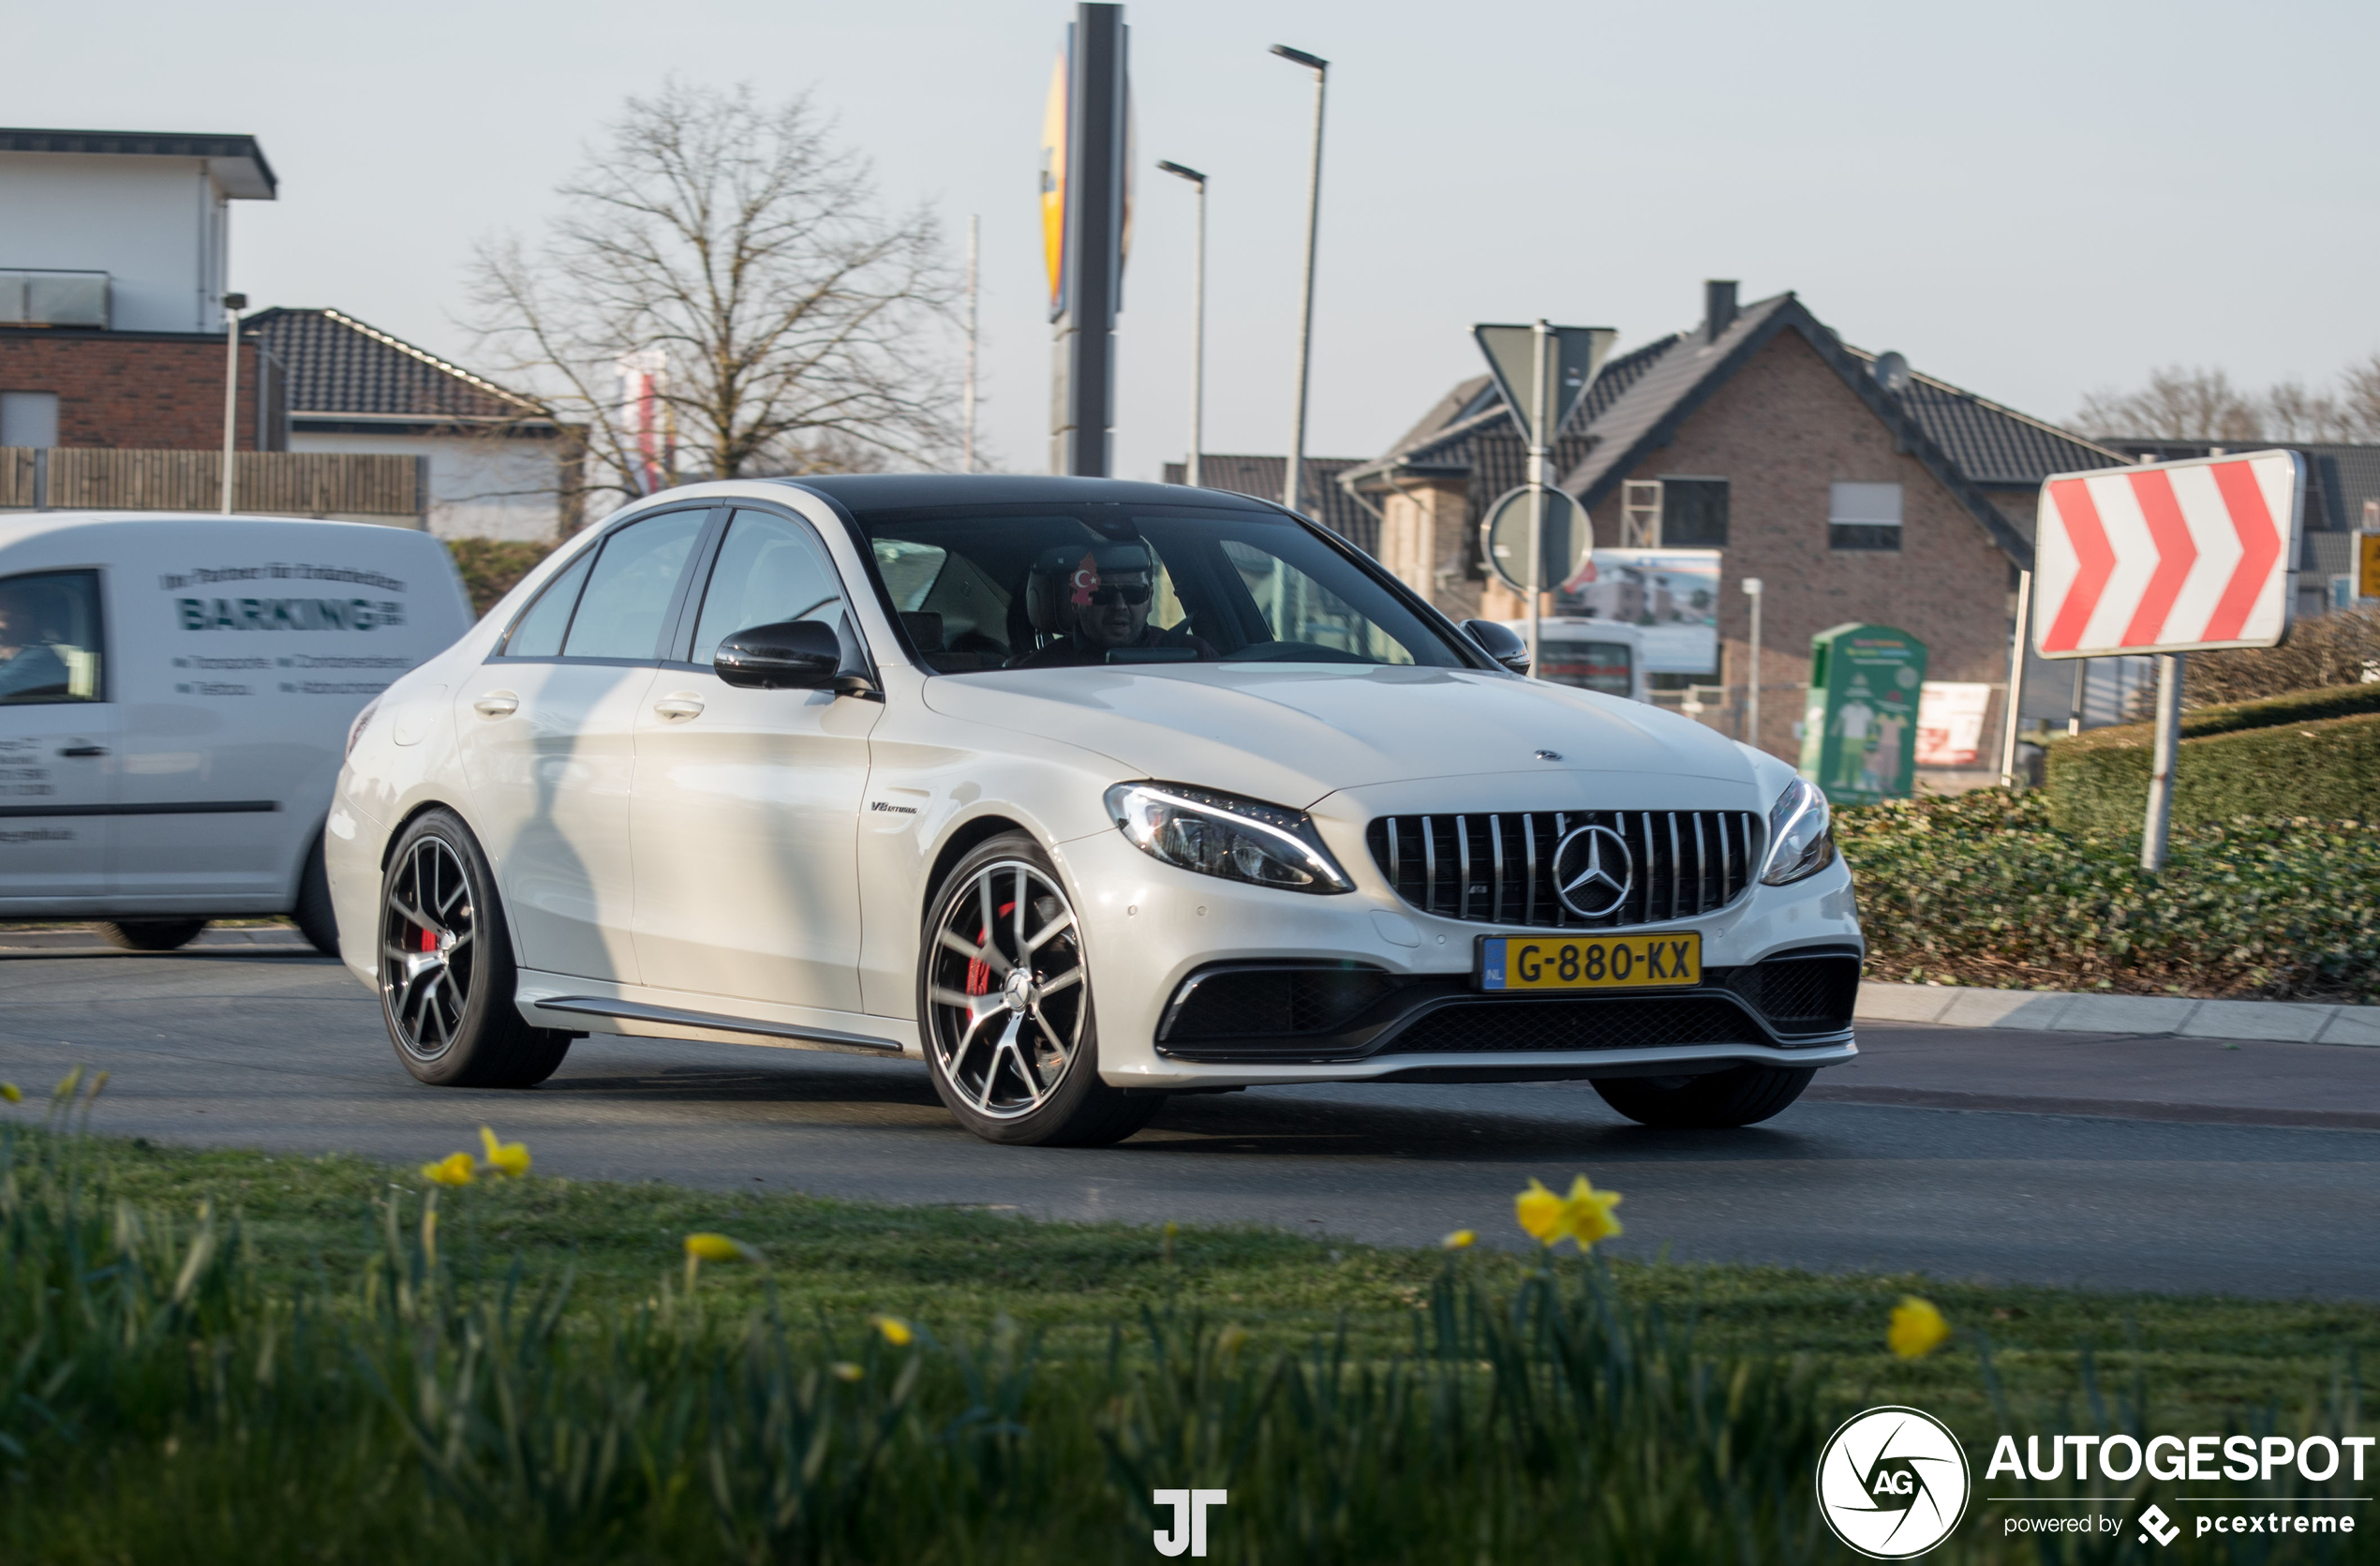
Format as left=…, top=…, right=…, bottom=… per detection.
left=327, top=474, right=1860, bottom=1146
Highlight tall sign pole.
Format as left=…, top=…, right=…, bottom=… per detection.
left=1048, top=4, right=1129, bottom=476
left=1526, top=321, right=1553, bottom=668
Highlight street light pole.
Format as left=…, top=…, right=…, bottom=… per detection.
left=218, top=291, right=246, bottom=515
left=1742, top=576, right=1764, bottom=750
left=1156, top=161, right=1208, bottom=487
left=1272, top=44, right=1328, bottom=515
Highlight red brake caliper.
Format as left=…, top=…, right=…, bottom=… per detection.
left=964, top=902, right=1019, bottom=996
left=420, top=928, right=437, bottom=953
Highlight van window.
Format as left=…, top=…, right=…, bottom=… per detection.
left=562, top=510, right=707, bottom=660
left=499, top=548, right=594, bottom=659
left=1540, top=638, right=1634, bottom=697
left=690, top=510, right=849, bottom=665
left=0, top=570, right=102, bottom=704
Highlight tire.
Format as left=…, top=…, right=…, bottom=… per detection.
left=1590, top=1065, right=1814, bottom=1128
left=96, top=918, right=207, bottom=952
left=917, top=832, right=1164, bottom=1147
left=291, top=828, right=339, bottom=956
left=379, top=808, right=572, bottom=1088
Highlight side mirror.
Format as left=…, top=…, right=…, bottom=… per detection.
left=1462, top=619, right=1531, bottom=678
left=714, top=619, right=841, bottom=690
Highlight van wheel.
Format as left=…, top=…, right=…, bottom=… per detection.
left=379, top=809, right=571, bottom=1088
left=291, top=830, right=339, bottom=956
left=96, top=918, right=207, bottom=952
left=1590, top=1065, right=1814, bottom=1128
left=918, top=833, right=1164, bottom=1147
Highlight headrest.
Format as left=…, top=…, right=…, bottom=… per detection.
left=1023, top=541, right=1153, bottom=634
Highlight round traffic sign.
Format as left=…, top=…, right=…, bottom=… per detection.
left=1480, top=485, right=1593, bottom=594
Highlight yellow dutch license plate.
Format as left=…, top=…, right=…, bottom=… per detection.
left=1479, top=932, right=1701, bottom=992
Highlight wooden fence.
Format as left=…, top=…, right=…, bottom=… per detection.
left=0, top=449, right=424, bottom=519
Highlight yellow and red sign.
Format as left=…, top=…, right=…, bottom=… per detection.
left=1039, top=50, right=1068, bottom=318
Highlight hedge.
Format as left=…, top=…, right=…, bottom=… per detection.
left=2044, top=685, right=2380, bottom=837
left=445, top=536, right=559, bottom=619
left=1837, top=789, right=2380, bottom=1001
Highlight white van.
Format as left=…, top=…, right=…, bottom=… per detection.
left=1500, top=617, right=1650, bottom=702
left=0, top=514, right=473, bottom=950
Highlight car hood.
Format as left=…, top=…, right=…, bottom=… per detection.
left=917, top=664, right=1759, bottom=809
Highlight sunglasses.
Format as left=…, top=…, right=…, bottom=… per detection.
left=1085, top=584, right=1153, bottom=606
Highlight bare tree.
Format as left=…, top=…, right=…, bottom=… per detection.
left=469, top=81, right=959, bottom=512
left=2259, top=378, right=2358, bottom=441
left=2070, top=365, right=2265, bottom=442
left=2343, top=351, right=2380, bottom=440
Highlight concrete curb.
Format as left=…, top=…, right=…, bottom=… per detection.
left=1857, top=980, right=2380, bottom=1046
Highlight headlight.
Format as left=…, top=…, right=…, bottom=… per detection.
left=1105, top=783, right=1354, bottom=894
left=1759, top=776, right=1835, bottom=886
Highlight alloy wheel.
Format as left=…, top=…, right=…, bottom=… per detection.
left=926, top=859, right=1087, bottom=1120
left=381, top=835, right=477, bottom=1058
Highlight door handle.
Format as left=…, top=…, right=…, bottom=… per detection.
left=57, top=744, right=108, bottom=758
left=652, top=694, right=706, bottom=721
left=472, top=692, right=520, bottom=719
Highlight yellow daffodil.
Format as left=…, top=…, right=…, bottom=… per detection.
left=683, top=1232, right=753, bottom=1263
left=84, top=1069, right=108, bottom=1103
left=869, top=1313, right=915, bottom=1348
left=52, top=1066, right=82, bottom=1101
left=0, top=1081, right=21, bottom=1104
left=421, top=1152, right=475, bottom=1186
left=1515, top=1176, right=1624, bottom=1251
left=1515, top=1179, right=1564, bottom=1244
left=1888, top=1296, right=1952, bottom=1360
left=1216, top=1323, right=1250, bottom=1359
left=478, top=1125, right=530, bottom=1178
left=830, top=1362, right=865, bottom=1383
left=1442, top=1229, right=1477, bottom=1250
left=1556, top=1175, right=1623, bottom=1250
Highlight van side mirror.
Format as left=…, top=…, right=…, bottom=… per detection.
left=714, top=619, right=841, bottom=690
left=1461, top=619, right=1531, bottom=678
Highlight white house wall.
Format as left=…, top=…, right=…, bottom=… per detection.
left=0, top=153, right=227, bottom=333
left=290, top=429, right=563, bottom=541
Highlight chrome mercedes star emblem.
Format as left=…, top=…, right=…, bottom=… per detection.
left=1551, top=824, right=1633, bottom=918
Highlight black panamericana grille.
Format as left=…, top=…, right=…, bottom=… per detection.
left=1366, top=811, right=1763, bottom=929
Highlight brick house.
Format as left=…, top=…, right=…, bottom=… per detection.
left=1160, top=454, right=1376, bottom=552
left=1340, top=282, right=2131, bottom=762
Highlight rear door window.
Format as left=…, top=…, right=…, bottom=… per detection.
left=558, top=510, right=707, bottom=661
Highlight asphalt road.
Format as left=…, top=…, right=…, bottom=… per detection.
left=3, top=936, right=2375, bottom=1300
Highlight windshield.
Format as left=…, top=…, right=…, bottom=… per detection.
left=853, top=502, right=1473, bottom=674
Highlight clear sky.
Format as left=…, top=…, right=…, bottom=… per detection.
left=14, top=0, right=2377, bottom=482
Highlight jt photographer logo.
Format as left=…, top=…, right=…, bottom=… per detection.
left=1151, top=1490, right=1227, bottom=1558
left=1818, top=1407, right=1971, bottom=1559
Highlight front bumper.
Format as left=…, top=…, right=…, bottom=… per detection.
left=1055, top=824, right=1862, bottom=1090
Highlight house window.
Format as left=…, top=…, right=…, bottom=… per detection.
left=1829, top=482, right=1902, bottom=551
left=1660, top=477, right=1729, bottom=546
left=0, top=392, right=60, bottom=448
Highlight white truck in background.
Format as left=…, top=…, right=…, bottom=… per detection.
left=0, top=514, right=473, bottom=950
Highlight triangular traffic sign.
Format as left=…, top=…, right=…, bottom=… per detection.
left=1473, top=323, right=1617, bottom=445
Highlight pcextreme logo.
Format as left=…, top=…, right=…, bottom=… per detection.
left=1818, top=1406, right=1972, bottom=1559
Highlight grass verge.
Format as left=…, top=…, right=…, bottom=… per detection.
left=4, top=1115, right=2373, bottom=1563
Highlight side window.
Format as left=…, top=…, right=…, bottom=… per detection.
left=0, top=569, right=102, bottom=704
left=559, top=509, right=707, bottom=660
left=690, top=510, right=850, bottom=664
left=499, top=548, right=594, bottom=659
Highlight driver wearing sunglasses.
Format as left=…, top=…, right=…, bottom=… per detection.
left=1009, top=540, right=1216, bottom=668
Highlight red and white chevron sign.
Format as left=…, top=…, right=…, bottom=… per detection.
left=2033, top=450, right=2304, bottom=658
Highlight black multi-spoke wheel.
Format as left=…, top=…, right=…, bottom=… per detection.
left=382, top=834, right=477, bottom=1058
left=378, top=809, right=572, bottom=1088
left=919, top=833, right=1163, bottom=1146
